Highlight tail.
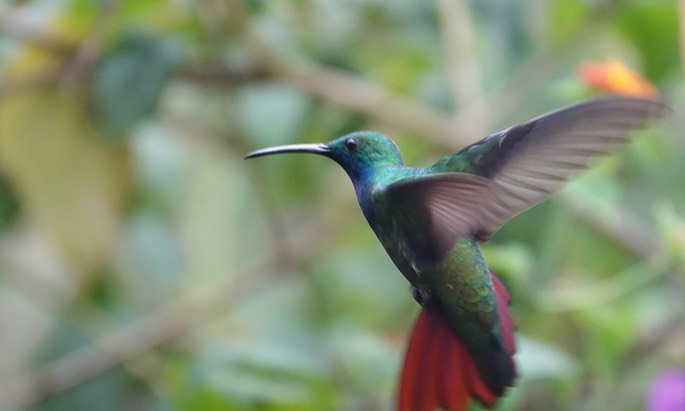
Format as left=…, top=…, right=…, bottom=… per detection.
left=397, top=272, right=516, bottom=411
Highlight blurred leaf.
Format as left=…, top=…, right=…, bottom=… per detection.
left=237, top=83, right=312, bottom=148
left=188, top=339, right=335, bottom=410
left=538, top=256, right=668, bottom=313
left=548, top=0, right=590, bottom=43
left=471, top=0, right=534, bottom=80
left=327, top=328, right=399, bottom=393
left=578, top=303, right=639, bottom=377
left=0, top=10, right=132, bottom=279
left=114, top=210, right=184, bottom=310
left=654, top=201, right=685, bottom=263
left=310, top=248, right=412, bottom=330
left=0, top=176, right=20, bottom=229
left=0, top=88, right=131, bottom=279
left=517, top=335, right=578, bottom=380
left=481, top=242, right=534, bottom=281
left=129, top=123, right=189, bottom=212
left=615, top=3, right=679, bottom=81
left=29, top=328, right=152, bottom=411
left=228, top=277, right=315, bottom=340
left=93, top=31, right=185, bottom=137
left=564, top=164, right=621, bottom=211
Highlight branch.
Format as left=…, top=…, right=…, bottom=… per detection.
left=58, top=2, right=118, bottom=88
left=437, top=0, right=490, bottom=136
left=620, top=310, right=685, bottom=373
left=0, top=12, right=76, bottom=54
left=0, top=65, right=66, bottom=99
left=177, top=64, right=270, bottom=86
left=268, top=57, right=468, bottom=147
left=0, top=206, right=343, bottom=410
left=0, top=260, right=254, bottom=408
left=568, top=199, right=662, bottom=260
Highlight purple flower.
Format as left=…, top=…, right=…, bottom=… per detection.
left=647, top=370, right=685, bottom=411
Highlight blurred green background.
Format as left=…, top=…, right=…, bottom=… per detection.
left=0, top=1, right=684, bottom=410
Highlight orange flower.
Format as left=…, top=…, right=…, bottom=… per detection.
left=579, top=59, right=658, bottom=97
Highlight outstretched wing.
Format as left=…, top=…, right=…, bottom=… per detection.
left=386, top=96, right=668, bottom=266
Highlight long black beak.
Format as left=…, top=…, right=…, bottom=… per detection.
left=244, top=143, right=331, bottom=159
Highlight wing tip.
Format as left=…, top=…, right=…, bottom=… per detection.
left=577, top=93, right=671, bottom=120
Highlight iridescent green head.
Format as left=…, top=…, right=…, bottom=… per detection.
left=245, top=131, right=404, bottom=182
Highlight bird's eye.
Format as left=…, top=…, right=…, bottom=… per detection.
left=344, top=137, right=360, bottom=152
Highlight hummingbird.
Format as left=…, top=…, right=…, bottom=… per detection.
left=245, top=95, right=667, bottom=411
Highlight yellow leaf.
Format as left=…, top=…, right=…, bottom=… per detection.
left=0, top=39, right=131, bottom=282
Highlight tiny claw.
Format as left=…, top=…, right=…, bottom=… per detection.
left=411, top=286, right=431, bottom=306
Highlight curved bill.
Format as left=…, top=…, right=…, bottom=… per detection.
left=245, top=143, right=330, bottom=159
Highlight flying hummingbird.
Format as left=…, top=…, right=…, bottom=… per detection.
left=245, top=95, right=667, bottom=411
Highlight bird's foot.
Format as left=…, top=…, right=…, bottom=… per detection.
left=411, top=286, right=431, bottom=306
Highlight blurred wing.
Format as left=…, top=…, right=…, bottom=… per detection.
left=387, top=96, right=668, bottom=265
left=385, top=173, right=493, bottom=265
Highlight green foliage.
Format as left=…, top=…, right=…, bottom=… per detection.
left=615, top=2, right=680, bottom=81
left=0, top=1, right=683, bottom=411
left=0, top=176, right=19, bottom=228
left=93, top=32, right=185, bottom=137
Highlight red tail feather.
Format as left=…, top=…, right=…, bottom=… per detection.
left=490, top=272, right=516, bottom=355
left=440, top=320, right=469, bottom=411
left=398, top=272, right=515, bottom=411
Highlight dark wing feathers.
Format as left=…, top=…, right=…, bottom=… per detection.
left=386, top=96, right=668, bottom=265
left=386, top=174, right=492, bottom=265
